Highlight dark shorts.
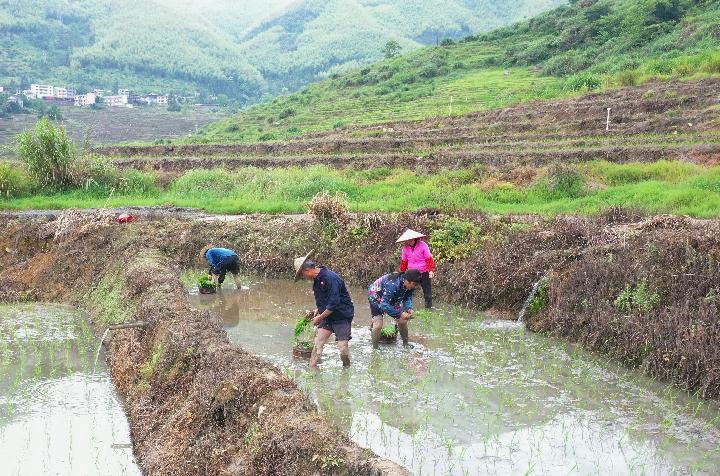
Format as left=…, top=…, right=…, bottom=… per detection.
left=369, top=302, right=399, bottom=322
left=318, top=318, right=352, bottom=341
left=210, top=255, right=240, bottom=284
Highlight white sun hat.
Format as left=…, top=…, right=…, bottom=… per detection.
left=396, top=229, right=427, bottom=243
left=293, top=249, right=315, bottom=281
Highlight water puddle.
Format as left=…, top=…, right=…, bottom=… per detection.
left=0, top=303, right=141, bottom=476
left=191, top=278, right=720, bottom=475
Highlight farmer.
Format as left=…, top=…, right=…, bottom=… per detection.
left=200, top=245, right=242, bottom=289
left=397, top=229, right=435, bottom=309
left=368, top=268, right=423, bottom=348
left=294, top=250, right=354, bottom=368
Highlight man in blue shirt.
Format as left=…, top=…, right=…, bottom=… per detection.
left=294, top=250, right=354, bottom=368
left=201, top=246, right=242, bottom=289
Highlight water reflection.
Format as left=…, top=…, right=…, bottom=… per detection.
left=0, top=304, right=141, bottom=476
left=190, top=278, right=720, bottom=475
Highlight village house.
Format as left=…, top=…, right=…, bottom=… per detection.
left=29, top=84, right=76, bottom=100
left=103, top=94, right=129, bottom=107
left=145, top=93, right=168, bottom=105
left=74, top=92, right=98, bottom=106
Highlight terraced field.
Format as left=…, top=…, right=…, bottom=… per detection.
left=100, top=78, right=720, bottom=173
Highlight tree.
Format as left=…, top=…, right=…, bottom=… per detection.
left=167, top=98, right=181, bottom=112
left=382, top=40, right=402, bottom=59
left=46, top=104, right=63, bottom=121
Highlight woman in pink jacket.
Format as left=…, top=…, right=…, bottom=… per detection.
left=397, top=229, right=435, bottom=309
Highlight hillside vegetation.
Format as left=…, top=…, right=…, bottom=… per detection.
left=197, top=0, right=720, bottom=143
left=0, top=0, right=562, bottom=101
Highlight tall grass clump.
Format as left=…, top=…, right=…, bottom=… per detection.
left=702, top=52, right=720, bottom=74
left=16, top=117, right=75, bottom=189
left=543, top=165, right=585, bottom=199
left=73, top=156, right=158, bottom=196
left=0, top=163, right=35, bottom=198
left=170, top=169, right=237, bottom=196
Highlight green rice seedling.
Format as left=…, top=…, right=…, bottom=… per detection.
left=198, top=275, right=216, bottom=294
left=292, top=313, right=315, bottom=343
left=380, top=325, right=397, bottom=339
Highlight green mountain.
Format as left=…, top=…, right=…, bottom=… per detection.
left=237, top=0, right=565, bottom=90
left=196, top=0, right=720, bottom=143
left=0, top=0, right=564, bottom=102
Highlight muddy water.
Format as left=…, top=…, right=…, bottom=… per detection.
left=0, top=304, right=141, bottom=476
left=191, top=279, right=720, bottom=475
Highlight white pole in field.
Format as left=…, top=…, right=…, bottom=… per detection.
left=606, top=107, right=611, bottom=131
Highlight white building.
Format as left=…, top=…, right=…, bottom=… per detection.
left=0, top=86, right=5, bottom=93
left=145, top=93, right=168, bottom=105
left=118, top=88, right=130, bottom=96
left=31, top=84, right=54, bottom=98
left=53, top=87, right=76, bottom=99
left=103, top=94, right=129, bottom=107
left=29, top=84, right=76, bottom=100
left=75, top=92, right=98, bottom=106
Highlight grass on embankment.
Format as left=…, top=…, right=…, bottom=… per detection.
left=3, top=160, right=720, bottom=217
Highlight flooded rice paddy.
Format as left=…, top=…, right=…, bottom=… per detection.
left=0, top=304, right=140, bottom=476
left=191, top=278, right=720, bottom=475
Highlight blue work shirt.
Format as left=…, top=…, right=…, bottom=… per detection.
left=205, top=248, right=237, bottom=267
left=313, top=267, right=354, bottom=321
left=368, top=273, right=414, bottom=317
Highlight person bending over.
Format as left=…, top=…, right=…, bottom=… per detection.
left=201, top=245, right=242, bottom=289
left=368, top=268, right=422, bottom=348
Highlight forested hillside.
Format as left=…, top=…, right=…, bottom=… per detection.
left=197, top=0, right=720, bottom=142
left=0, top=0, right=564, bottom=102
left=238, top=0, right=565, bottom=90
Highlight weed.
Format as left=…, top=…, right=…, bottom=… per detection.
left=244, top=422, right=260, bottom=446
left=614, top=280, right=661, bottom=313
left=528, top=280, right=549, bottom=317
left=0, top=163, right=35, bottom=198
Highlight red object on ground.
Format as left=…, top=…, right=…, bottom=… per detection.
left=117, top=213, right=138, bottom=223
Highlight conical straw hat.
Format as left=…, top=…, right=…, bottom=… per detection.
left=294, top=250, right=315, bottom=281
left=396, top=229, right=426, bottom=243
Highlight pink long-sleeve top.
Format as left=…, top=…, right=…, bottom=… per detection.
left=399, top=240, right=435, bottom=273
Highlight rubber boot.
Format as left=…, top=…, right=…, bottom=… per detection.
left=371, top=323, right=381, bottom=349
left=399, top=323, right=409, bottom=347
left=341, top=353, right=350, bottom=367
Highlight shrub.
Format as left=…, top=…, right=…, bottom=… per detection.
left=615, top=279, right=661, bottom=312
left=16, top=117, right=76, bottom=189
left=545, top=165, right=585, bottom=198
left=616, top=69, right=641, bottom=86
left=308, top=190, right=350, bottom=227
left=46, top=104, right=62, bottom=120
left=544, top=51, right=589, bottom=76
left=0, top=163, right=35, bottom=197
left=278, top=108, right=295, bottom=119
left=429, top=218, right=482, bottom=261
left=648, top=59, right=675, bottom=75
left=258, top=132, right=277, bottom=141
left=702, top=53, right=720, bottom=74
left=565, top=72, right=602, bottom=91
